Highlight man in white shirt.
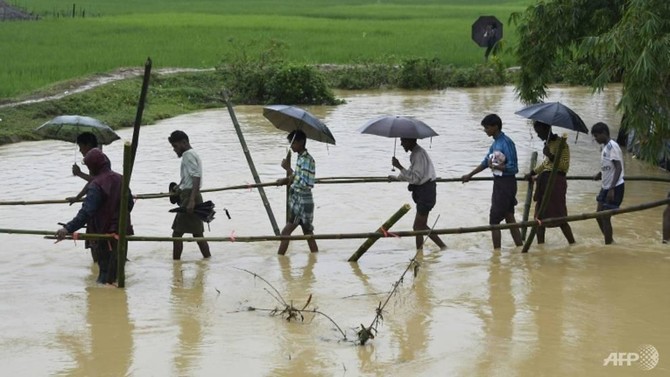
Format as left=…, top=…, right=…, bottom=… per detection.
left=168, top=130, right=211, bottom=260
left=591, top=122, right=625, bottom=244
left=390, top=138, right=447, bottom=250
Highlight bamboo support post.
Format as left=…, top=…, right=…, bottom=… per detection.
left=222, top=92, right=280, bottom=236
left=117, top=142, right=132, bottom=288
left=348, top=203, right=411, bottom=262
left=129, top=57, right=151, bottom=169
left=521, top=151, right=538, bottom=239
left=522, top=136, right=567, bottom=253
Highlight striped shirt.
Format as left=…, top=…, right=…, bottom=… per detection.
left=292, top=150, right=315, bottom=192
left=179, top=149, right=202, bottom=190
left=481, top=131, right=518, bottom=176
left=534, top=135, right=570, bottom=174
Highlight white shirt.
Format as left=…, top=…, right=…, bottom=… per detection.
left=397, top=144, right=437, bottom=185
left=600, top=139, right=624, bottom=189
left=179, top=149, right=202, bottom=190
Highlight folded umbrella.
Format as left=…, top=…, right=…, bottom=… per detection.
left=168, top=200, right=228, bottom=224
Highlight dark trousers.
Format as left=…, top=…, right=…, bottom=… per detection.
left=95, top=239, right=118, bottom=284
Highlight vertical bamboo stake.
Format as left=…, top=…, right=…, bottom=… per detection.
left=117, top=142, right=132, bottom=288
left=222, top=92, right=280, bottom=235
left=522, top=136, right=567, bottom=253
left=130, top=57, right=152, bottom=169
left=521, top=151, right=538, bottom=239
left=348, top=204, right=411, bottom=262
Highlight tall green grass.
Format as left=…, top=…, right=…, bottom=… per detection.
left=1, top=0, right=532, bottom=99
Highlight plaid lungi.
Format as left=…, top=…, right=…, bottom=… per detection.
left=288, top=187, right=314, bottom=232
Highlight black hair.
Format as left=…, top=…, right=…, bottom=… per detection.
left=168, top=130, right=189, bottom=143
left=287, top=130, right=307, bottom=143
left=76, top=132, right=98, bottom=147
left=590, top=122, right=610, bottom=136
left=533, top=120, right=551, bottom=129
left=481, top=114, right=503, bottom=129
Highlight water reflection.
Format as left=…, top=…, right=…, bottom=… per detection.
left=59, top=287, right=133, bottom=377
left=474, top=253, right=515, bottom=375
left=270, top=254, right=326, bottom=376
left=171, top=261, right=207, bottom=375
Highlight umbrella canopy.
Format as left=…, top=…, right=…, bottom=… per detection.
left=35, top=115, right=120, bottom=145
left=472, top=15, right=503, bottom=47
left=358, top=115, right=439, bottom=139
left=514, top=102, right=589, bottom=133
left=263, top=105, right=336, bottom=145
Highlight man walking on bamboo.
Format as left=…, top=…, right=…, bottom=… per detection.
left=168, top=130, right=211, bottom=260
left=276, top=130, right=319, bottom=255
left=389, top=138, right=447, bottom=251
left=461, top=114, right=523, bottom=250
left=524, top=121, right=576, bottom=245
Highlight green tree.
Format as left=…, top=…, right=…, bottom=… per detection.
left=511, top=0, right=670, bottom=163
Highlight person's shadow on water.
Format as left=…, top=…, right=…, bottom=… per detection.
left=58, top=286, right=133, bottom=377
left=270, top=254, right=326, bottom=377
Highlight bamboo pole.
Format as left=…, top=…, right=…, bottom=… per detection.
left=117, top=142, right=132, bottom=288
left=521, top=151, right=538, bottom=239
left=348, top=204, right=411, bottom=262
left=7, top=195, right=670, bottom=244
left=3, top=175, right=670, bottom=206
left=129, top=57, right=152, bottom=169
left=522, top=136, right=567, bottom=253
left=222, top=92, right=280, bottom=235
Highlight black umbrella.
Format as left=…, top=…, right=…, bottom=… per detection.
left=472, top=16, right=503, bottom=47
left=358, top=115, right=439, bottom=139
left=263, top=105, right=336, bottom=145
left=514, top=102, right=589, bottom=134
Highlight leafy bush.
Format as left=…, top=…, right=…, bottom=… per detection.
left=217, top=39, right=340, bottom=105
left=266, top=65, right=340, bottom=105
left=325, top=63, right=399, bottom=90
left=398, top=58, right=445, bottom=89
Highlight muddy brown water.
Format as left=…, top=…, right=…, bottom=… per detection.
left=1, top=86, right=668, bottom=376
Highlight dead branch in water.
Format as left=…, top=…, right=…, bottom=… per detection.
left=235, top=267, right=348, bottom=341
left=356, top=215, right=439, bottom=345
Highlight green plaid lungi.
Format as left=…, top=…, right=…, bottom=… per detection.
left=288, top=187, right=314, bottom=232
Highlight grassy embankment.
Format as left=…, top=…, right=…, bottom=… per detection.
left=0, top=0, right=531, bottom=144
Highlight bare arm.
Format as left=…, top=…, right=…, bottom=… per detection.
left=461, top=164, right=487, bottom=182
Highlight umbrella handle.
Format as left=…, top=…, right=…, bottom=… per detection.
left=391, top=138, right=396, bottom=171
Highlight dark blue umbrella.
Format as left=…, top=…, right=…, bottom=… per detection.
left=515, top=102, right=589, bottom=134
left=358, top=115, right=438, bottom=139
left=263, top=105, right=336, bottom=145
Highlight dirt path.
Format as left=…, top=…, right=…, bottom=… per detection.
left=0, top=67, right=213, bottom=109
